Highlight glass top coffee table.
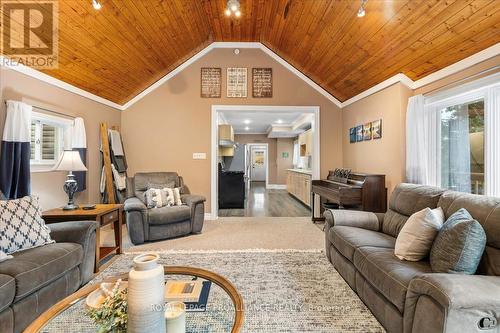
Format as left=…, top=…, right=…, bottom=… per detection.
left=24, top=266, right=244, bottom=333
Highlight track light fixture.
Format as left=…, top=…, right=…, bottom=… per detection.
left=357, top=0, right=367, bottom=17
left=92, top=0, right=102, bottom=10
left=225, top=0, right=241, bottom=18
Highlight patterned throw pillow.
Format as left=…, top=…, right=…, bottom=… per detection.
left=144, top=188, right=168, bottom=208
left=430, top=208, right=486, bottom=274
left=0, top=196, right=54, bottom=255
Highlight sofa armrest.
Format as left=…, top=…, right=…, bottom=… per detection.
left=48, top=221, right=97, bottom=285
left=323, top=209, right=382, bottom=231
left=181, top=194, right=206, bottom=207
left=405, top=274, right=500, bottom=332
left=181, top=194, right=205, bottom=233
left=124, top=197, right=147, bottom=212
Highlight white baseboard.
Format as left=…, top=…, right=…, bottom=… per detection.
left=266, top=184, right=287, bottom=190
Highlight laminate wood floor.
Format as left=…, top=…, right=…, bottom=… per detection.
left=218, top=181, right=311, bottom=217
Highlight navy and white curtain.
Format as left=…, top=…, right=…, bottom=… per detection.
left=71, top=117, right=87, bottom=192
left=0, top=101, right=32, bottom=199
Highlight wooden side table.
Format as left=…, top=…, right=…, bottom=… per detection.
left=42, top=204, right=123, bottom=273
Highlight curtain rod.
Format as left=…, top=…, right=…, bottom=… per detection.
left=4, top=101, right=75, bottom=119
left=423, top=65, right=500, bottom=96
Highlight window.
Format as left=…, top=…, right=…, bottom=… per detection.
left=30, top=111, right=72, bottom=170
left=440, top=99, right=484, bottom=194
left=407, top=72, right=500, bottom=196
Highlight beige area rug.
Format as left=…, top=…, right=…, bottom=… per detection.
left=101, top=217, right=325, bottom=252
left=44, top=250, right=384, bottom=333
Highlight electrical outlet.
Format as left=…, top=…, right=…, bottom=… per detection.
left=193, top=153, right=206, bottom=160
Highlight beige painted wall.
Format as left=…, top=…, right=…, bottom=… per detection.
left=276, top=138, right=294, bottom=184
left=342, top=83, right=412, bottom=198
left=0, top=67, right=121, bottom=210
left=121, top=48, right=343, bottom=213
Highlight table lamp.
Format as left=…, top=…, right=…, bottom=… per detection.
left=52, top=150, right=87, bottom=210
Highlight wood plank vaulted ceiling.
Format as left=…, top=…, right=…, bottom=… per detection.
left=2, top=0, right=500, bottom=105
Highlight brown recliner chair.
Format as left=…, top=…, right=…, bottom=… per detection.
left=124, top=172, right=206, bottom=245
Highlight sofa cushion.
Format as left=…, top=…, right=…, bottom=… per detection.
left=148, top=205, right=191, bottom=225
left=134, top=172, right=179, bottom=203
left=0, top=242, right=83, bottom=302
left=394, top=207, right=444, bottom=261
left=354, top=246, right=432, bottom=313
left=430, top=208, right=486, bottom=274
left=383, top=184, right=445, bottom=237
left=0, top=274, right=15, bottom=312
left=329, top=226, right=396, bottom=262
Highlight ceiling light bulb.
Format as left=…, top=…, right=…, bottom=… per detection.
left=276, top=119, right=283, bottom=124
left=231, top=4, right=238, bottom=12
left=244, top=119, right=250, bottom=124
left=225, top=8, right=231, bottom=16
left=92, top=0, right=102, bottom=10
left=235, top=10, right=241, bottom=17
left=357, top=7, right=365, bottom=17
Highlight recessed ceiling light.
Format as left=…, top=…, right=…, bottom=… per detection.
left=243, top=119, right=251, bottom=124
left=276, top=119, right=283, bottom=124
left=92, top=0, right=102, bottom=10
left=357, top=0, right=367, bottom=18
left=245, top=126, right=250, bottom=131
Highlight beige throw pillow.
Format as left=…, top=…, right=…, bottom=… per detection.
left=394, top=207, right=444, bottom=261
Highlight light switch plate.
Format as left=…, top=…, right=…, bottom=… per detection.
left=193, top=153, right=206, bottom=160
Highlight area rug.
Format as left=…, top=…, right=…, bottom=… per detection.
left=44, top=250, right=385, bottom=333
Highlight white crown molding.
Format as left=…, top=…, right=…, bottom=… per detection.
left=341, top=42, right=500, bottom=107
left=3, top=42, right=498, bottom=111
left=0, top=56, right=123, bottom=110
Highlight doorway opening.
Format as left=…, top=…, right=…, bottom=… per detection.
left=212, top=105, right=320, bottom=219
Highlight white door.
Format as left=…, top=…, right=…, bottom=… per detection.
left=250, top=146, right=266, bottom=181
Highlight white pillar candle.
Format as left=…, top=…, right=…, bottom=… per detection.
left=165, top=301, right=186, bottom=333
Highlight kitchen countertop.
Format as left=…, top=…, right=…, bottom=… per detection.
left=287, top=168, right=312, bottom=175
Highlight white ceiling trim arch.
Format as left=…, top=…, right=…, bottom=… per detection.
left=1, top=42, right=499, bottom=111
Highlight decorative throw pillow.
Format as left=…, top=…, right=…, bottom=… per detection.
left=173, top=188, right=183, bottom=206
left=164, top=188, right=175, bottom=207
left=430, top=208, right=486, bottom=274
left=395, top=207, right=444, bottom=261
left=0, top=196, right=54, bottom=255
left=0, top=251, right=12, bottom=262
left=144, top=188, right=168, bottom=208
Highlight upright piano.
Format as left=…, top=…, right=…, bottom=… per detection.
left=311, top=171, right=386, bottom=221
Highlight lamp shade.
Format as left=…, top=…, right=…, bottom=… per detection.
left=52, top=150, right=87, bottom=172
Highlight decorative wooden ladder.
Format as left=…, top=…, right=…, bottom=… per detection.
left=99, top=123, right=117, bottom=204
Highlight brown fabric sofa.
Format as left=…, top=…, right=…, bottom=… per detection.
left=0, top=221, right=97, bottom=333
left=325, top=183, right=500, bottom=333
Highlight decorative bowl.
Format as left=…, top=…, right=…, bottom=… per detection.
left=86, top=282, right=128, bottom=309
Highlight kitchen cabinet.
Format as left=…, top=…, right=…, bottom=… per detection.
left=219, top=124, right=234, bottom=157
left=298, top=130, right=313, bottom=157
left=286, top=169, right=311, bottom=207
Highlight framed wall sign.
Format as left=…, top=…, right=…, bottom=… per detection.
left=252, top=68, right=273, bottom=98
left=200, top=67, right=221, bottom=98
left=227, top=67, right=247, bottom=98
